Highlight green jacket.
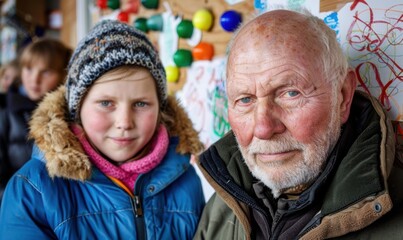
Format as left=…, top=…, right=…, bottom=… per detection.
left=194, top=91, right=403, bottom=240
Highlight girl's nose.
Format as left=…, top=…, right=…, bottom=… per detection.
left=115, top=107, right=134, bottom=130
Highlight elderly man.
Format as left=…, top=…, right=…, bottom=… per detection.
left=194, top=9, right=403, bottom=240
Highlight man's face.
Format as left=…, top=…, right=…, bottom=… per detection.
left=226, top=22, right=342, bottom=197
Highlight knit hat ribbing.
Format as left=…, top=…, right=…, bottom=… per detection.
left=66, top=20, right=167, bottom=121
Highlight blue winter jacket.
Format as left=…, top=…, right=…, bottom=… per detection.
left=0, top=140, right=205, bottom=239
left=0, top=87, right=206, bottom=239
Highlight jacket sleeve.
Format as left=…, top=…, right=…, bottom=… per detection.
left=0, top=173, right=56, bottom=239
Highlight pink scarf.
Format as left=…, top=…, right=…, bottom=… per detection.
left=71, top=124, right=169, bottom=191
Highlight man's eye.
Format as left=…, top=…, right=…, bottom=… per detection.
left=286, top=91, right=299, bottom=97
left=240, top=97, right=251, bottom=104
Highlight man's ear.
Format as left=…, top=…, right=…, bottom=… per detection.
left=340, top=69, right=357, bottom=124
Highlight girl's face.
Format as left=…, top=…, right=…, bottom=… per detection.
left=80, top=67, right=160, bottom=165
left=21, top=60, right=62, bottom=101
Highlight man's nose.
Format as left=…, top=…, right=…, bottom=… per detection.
left=253, top=102, right=286, bottom=139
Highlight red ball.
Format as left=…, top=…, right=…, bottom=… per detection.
left=117, top=11, right=129, bottom=23
left=125, top=0, right=139, bottom=13
left=97, top=0, right=107, bottom=9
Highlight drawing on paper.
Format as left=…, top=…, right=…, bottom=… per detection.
left=339, top=0, right=403, bottom=121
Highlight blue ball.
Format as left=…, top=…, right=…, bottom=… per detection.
left=220, top=10, right=242, bottom=32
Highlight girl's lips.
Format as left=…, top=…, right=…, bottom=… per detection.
left=113, top=137, right=134, bottom=141
left=110, top=137, right=135, bottom=146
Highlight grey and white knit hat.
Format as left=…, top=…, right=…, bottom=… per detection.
left=66, top=19, right=167, bottom=121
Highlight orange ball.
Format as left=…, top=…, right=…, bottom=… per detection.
left=192, top=42, right=214, bottom=61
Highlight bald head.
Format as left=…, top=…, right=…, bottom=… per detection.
left=239, top=10, right=310, bottom=41
left=231, top=10, right=332, bottom=52
left=226, top=9, right=347, bottom=88
left=230, top=10, right=325, bottom=69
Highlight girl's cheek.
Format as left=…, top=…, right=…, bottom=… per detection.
left=82, top=111, right=109, bottom=131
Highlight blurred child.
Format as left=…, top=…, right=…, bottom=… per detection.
left=0, top=20, right=205, bottom=239
left=0, top=38, right=72, bottom=199
left=0, top=59, right=19, bottom=108
left=0, top=59, right=19, bottom=93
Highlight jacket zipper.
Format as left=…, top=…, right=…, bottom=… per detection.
left=133, top=175, right=147, bottom=240
left=133, top=195, right=143, bottom=217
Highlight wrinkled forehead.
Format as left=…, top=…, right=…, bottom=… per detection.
left=225, top=12, right=328, bottom=91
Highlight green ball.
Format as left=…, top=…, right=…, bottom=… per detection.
left=141, top=0, right=158, bottom=9
left=134, top=18, right=148, bottom=33
left=176, top=20, right=194, bottom=39
left=147, top=14, right=163, bottom=31
left=107, top=0, right=120, bottom=10
left=173, top=49, right=193, bottom=67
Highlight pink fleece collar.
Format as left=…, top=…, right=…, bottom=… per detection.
left=71, top=124, right=169, bottom=191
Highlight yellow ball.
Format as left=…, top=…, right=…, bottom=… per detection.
left=165, top=66, right=180, bottom=82
left=193, top=9, right=213, bottom=31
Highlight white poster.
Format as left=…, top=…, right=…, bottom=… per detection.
left=339, top=0, right=403, bottom=121
left=176, top=57, right=230, bottom=148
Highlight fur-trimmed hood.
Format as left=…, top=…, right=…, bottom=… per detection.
left=29, top=85, right=204, bottom=181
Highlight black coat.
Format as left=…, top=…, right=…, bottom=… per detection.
left=0, top=86, right=36, bottom=199
left=0, top=93, right=6, bottom=109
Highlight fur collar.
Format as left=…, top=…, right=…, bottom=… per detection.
left=29, top=85, right=204, bottom=181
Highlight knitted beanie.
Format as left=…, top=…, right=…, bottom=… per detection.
left=65, top=20, right=167, bottom=121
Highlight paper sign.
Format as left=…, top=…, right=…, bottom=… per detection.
left=339, top=0, right=403, bottom=120
left=176, top=58, right=230, bottom=148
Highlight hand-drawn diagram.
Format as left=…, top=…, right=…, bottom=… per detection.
left=339, top=0, right=403, bottom=121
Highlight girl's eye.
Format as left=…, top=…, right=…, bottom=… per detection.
left=135, top=102, right=147, bottom=107
left=100, top=100, right=112, bottom=107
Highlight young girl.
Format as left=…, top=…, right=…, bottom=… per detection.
left=0, top=38, right=72, bottom=200
left=0, top=20, right=205, bottom=239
